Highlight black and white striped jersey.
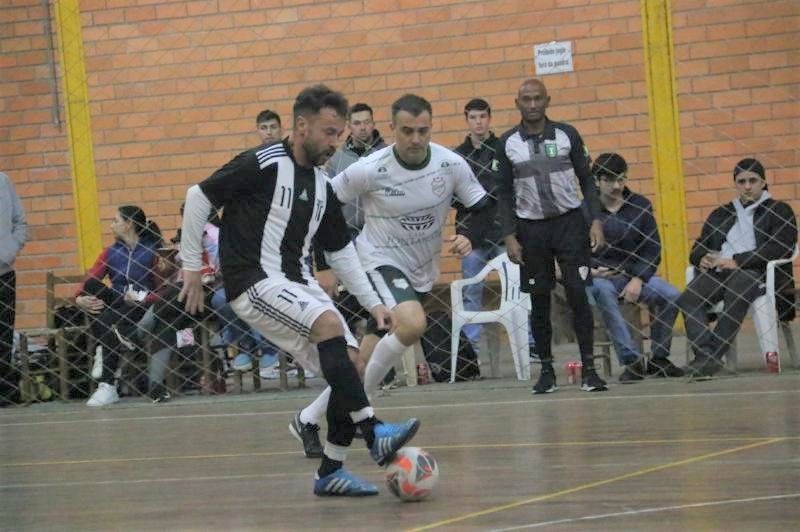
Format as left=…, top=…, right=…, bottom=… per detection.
left=198, top=139, right=350, bottom=301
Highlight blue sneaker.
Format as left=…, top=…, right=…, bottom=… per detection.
left=259, top=353, right=277, bottom=369
left=369, top=418, right=420, bottom=467
left=313, top=468, right=378, bottom=497
left=231, top=353, right=252, bottom=372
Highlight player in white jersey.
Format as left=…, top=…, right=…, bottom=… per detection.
left=180, top=85, right=421, bottom=497
left=291, top=95, right=494, bottom=452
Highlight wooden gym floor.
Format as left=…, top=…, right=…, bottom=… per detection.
left=1, top=366, right=799, bottom=531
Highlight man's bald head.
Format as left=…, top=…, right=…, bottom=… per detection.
left=518, top=78, right=547, bottom=98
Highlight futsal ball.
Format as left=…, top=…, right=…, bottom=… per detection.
left=385, top=447, right=439, bottom=502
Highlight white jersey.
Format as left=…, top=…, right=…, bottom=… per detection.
left=331, top=142, right=487, bottom=292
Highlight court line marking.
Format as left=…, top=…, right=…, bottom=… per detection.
left=2, top=436, right=797, bottom=469
left=408, top=437, right=786, bottom=531
left=489, top=493, right=800, bottom=531
left=1, top=388, right=798, bottom=428
left=0, top=472, right=295, bottom=490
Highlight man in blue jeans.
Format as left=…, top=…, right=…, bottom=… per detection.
left=589, top=153, right=684, bottom=382
left=454, top=98, right=536, bottom=358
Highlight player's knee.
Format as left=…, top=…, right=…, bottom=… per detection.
left=309, top=310, right=345, bottom=343
left=393, top=303, right=427, bottom=344
left=317, top=336, right=350, bottom=381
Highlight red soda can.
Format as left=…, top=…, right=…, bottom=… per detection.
left=765, top=351, right=780, bottom=373
left=417, top=363, right=430, bottom=385
left=566, top=361, right=582, bottom=384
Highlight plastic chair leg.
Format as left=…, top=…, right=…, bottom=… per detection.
left=752, top=295, right=779, bottom=368
left=450, top=319, right=462, bottom=383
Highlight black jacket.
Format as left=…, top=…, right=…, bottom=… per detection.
left=453, top=133, right=504, bottom=245
left=593, top=188, right=661, bottom=282
left=689, top=197, right=797, bottom=320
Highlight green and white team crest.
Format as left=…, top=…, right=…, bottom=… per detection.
left=545, top=143, right=558, bottom=158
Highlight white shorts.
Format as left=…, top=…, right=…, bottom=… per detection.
left=229, top=277, right=358, bottom=374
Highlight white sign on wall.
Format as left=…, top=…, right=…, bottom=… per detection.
left=534, top=41, right=574, bottom=75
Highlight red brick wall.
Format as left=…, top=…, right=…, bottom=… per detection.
left=673, top=0, right=799, bottom=238
left=2, top=0, right=75, bottom=324
left=2, top=0, right=797, bottom=328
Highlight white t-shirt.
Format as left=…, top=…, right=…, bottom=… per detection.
left=331, top=142, right=487, bottom=292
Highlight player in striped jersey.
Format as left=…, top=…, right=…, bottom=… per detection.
left=179, top=85, right=420, bottom=497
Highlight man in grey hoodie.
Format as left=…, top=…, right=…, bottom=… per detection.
left=316, top=103, right=386, bottom=303
left=324, top=103, right=387, bottom=239
left=1, top=172, right=27, bottom=407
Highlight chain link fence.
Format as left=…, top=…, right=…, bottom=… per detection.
left=2, top=0, right=797, bottom=408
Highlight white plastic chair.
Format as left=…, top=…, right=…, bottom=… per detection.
left=685, top=244, right=799, bottom=369
left=450, top=252, right=531, bottom=382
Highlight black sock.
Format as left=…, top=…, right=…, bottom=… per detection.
left=357, top=416, right=379, bottom=448
left=318, top=456, right=343, bottom=478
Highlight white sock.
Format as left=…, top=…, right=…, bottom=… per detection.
left=363, top=334, right=408, bottom=400
left=300, top=387, right=330, bottom=426
left=323, top=442, right=348, bottom=463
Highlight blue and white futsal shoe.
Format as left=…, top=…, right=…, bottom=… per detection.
left=369, top=418, right=421, bottom=467
left=313, top=468, right=379, bottom=497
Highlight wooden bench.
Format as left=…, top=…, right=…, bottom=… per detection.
left=18, top=272, right=94, bottom=402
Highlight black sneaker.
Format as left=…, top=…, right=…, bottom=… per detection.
left=686, top=357, right=723, bottom=380
left=581, top=368, right=608, bottom=392
left=289, top=411, right=323, bottom=458
left=149, top=384, right=171, bottom=403
left=648, top=357, right=685, bottom=378
left=532, top=365, right=557, bottom=394
left=152, top=391, right=171, bottom=404
left=618, top=357, right=646, bottom=384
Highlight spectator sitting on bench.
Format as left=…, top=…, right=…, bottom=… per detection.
left=678, top=158, right=797, bottom=379
left=589, top=153, right=684, bottom=383
left=147, top=206, right=221, bottom=403
left=75, top=205, right=162, bottom=407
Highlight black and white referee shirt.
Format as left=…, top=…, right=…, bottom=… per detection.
left=188, top=139, right=351, bottom=301
left=496, top=118, right=601, bottom=237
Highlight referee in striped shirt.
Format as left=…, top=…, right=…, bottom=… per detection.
left=497, top=78, right=608, bottom=394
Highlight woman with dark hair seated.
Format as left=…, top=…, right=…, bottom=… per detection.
left=74, top=205, right=162, bottom=406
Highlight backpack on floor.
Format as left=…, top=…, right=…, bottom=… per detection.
left=421, top=311, right=480, bottom=383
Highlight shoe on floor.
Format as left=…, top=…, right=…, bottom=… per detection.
left=619, top=356, right=646, bottom=384
left=86, top=382, right=119, bottom=407
left=149, top=384, right=171, bottom=404
left=581, top=368, right=608, bottom=392
left=231, top=353, right=253, bottom=372
left=313, top=468, right=378, bottom=497
left=289, top=411, right=323, bottom=458
left=369, top=418, right=420, bottom=466
left=259, top=362, right=281, bottom=380
left=259, top=353, right=277, bottom=369
left=686, top=357, right=724, bottom=379
left=287, top=367, right=317, bottom=379
left=532, top=365, right=557, bottom=394
left=648, top=357, right=685, bottom=378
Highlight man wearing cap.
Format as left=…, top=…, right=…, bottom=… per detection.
left=589, top=153, right=684, bottom=383
left=678, top=158, right=797, bottom=378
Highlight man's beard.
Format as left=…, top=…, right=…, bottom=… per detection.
left=304, top=139, right=333, bottom=166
